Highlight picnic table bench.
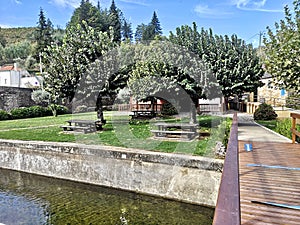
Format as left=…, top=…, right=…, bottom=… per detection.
left=60, top=119, right=103, bottom=134
left=151, top=123, right=198, bottom=140
left=130, top=110, right=157, bottom=119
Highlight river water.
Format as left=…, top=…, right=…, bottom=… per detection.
left=0, top=168, right=214, bottom=225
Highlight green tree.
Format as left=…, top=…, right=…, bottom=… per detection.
left=263, top=0, right=300, bottom=93
left=0, top=27, right=7, bottom=47
left=150, top=11, right=162, bottom=36
left=35, top=8, right=54, bottom=58
left=109, top=0, right=121, bottom=42
left=67, top=0, right=102, bottom=31
left=43, top=21, right=115, bottom=115
left=134, top=11, right=162, bottom=42
left=169, top=23, right=263, bottom=101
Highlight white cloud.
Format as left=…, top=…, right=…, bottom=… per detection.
left=0, top=24, right=12, bottom=28
left=119, top=0, right=149, bottom=6
left=14, top=0, right=22, bottom=4
left=194, top=4, right=232, bottom=18
left=50, top=0, right=104, bottom=8
left=232, top=0, right=283, bottom=12
left=50, top=0, right=80, bottom=8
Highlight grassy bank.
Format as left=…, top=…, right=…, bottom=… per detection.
left=0, top=112, right=231, bottom=156
left=256, top=118, right=300, bottom=142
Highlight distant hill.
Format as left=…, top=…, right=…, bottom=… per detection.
left=1, top=27, right=36, bottom=45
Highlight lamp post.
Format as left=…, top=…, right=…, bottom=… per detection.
left=39, top=52, right=44, bottom=91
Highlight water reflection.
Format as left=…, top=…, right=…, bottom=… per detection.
left=0, top=168, right=213, bottom=225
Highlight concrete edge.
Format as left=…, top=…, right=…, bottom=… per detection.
left=0, top=139, right=224, bottom=172
left=253, top=121, right=293, bottom=143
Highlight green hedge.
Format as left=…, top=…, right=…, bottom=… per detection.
left=0, top=110, right=11, bottom=120
left=0, top=105, right=69, bottom=121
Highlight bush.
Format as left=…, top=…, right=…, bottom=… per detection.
left=10, top=107, right=30, bottom=119
left=286, top=93, right=300, bottom=110
left=254, top=103, right=277, bottom=120
left=275, top=118, right=292, bottom=139
left=55, top=105, right=69, bottom=115
left=31, top=90, right=50, bottom=106
left=0, top=110, right=11, bottom=120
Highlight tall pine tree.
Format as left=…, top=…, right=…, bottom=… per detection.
left=67, top=0, right=101, bottom=31
left=150, top=11, right=162, bottom=36
left=35, top=8, right=53, bottom=59
left=109, top=0, right=121, bottom=42
left=134, top=11, right=162, bottom=42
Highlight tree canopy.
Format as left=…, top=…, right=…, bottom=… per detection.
left=169, top=23, right=264, bottom=98
left=43, top=21, right=115, bottom=105
left=263, top=0, right=300, bottom=93
left=35, top=8, right=54, bottom=59
left=135, top=11, right=163, bottom=42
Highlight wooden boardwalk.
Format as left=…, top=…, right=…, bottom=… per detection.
left=239, top=141, right=300, bottom=225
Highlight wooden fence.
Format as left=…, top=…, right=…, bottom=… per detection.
left=291, top=113, right=300, bottom=144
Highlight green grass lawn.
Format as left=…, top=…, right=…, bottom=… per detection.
left=0, top=112, right=231, bottom=157
left=256, top=118, right=300, bottom=142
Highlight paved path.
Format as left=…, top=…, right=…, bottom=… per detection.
left=236, top=113, right=291, bottom=143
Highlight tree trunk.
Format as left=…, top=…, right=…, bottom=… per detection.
left=96, top=96, right=106, bottom=124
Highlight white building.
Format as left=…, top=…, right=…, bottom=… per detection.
left=0, top=64, right=21, bottom=87
left=0, top=64, right=42, bottom=89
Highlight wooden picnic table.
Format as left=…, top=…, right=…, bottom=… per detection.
left=151, top=122, right=199, bottom=140
left=130, top=110, right=157, bottom=119
left=61, top=119, right=103, bottom=134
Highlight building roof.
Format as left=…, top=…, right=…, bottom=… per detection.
left=0, top=65, right=21, bottom=71
left=261, top=72, right=273, bottom=79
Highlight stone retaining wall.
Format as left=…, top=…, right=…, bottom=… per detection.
left=0, top=86, right=35, bottom=111
left=0, top=139, right=223, bottom=207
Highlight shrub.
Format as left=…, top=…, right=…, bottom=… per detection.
left=275, top=118, right=292, bottom=139
left=55, top=105, right=69, bottom=115
left=286, top=93, right=300, bottom=110
left=254, top=103, right=277, bottom=120
left=31, top=90, right=50, bottom=106
left=0, top=110, right=11, bottom=120
left=10, top=107, right=30, bottom=119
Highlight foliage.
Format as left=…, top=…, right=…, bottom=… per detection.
left=286, top=92, right=300, bottom=109
left=0, top=27, right=7, bottom=47
left=1, top=41, right=33, bottom=62
left=135, top=11, right=163, bottom=42
left=31, top=90, right=50, bottom=106
left=43, top=21, right=115, bottom=105
left=263, top=0, right=300, bottom=93
left=67, top=0, right=102, bottom=31
left=34, top=8, right=54, bottom=59
left=275, top=118, right=293, bottom=140
left=9, top=105, right=68, bottom=119
left=109, top=0, right=122, bottom=42
left=254, top=103, right=278, bottom=120
left=169, top=23, right=264, bottom=98
left=0, top=27, right=35, bottom=46
left=0, top=110, right=11, bottom=120
left=161, top=101, right=178, bottom=116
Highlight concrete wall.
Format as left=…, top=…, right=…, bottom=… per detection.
left=0, top=86, right=35, bottom=111
left=0, top=139, right=223, bottom=207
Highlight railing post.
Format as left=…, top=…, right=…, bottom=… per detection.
left=292, top=115, right=296, bottom=144
left=213, top=112, right=240, bottom=225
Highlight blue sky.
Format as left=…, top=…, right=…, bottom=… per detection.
left=0, top=0, right=294, bottom=46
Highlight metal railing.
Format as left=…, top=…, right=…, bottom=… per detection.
left=213, top=112, right=241, bottom=225
left=291, top=113, right=300, bottom=144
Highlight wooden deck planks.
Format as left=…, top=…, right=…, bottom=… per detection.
left=239, top=141, right=300, bottom=225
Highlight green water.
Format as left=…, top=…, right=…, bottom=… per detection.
left=0, top=168, right=214, bottom=225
